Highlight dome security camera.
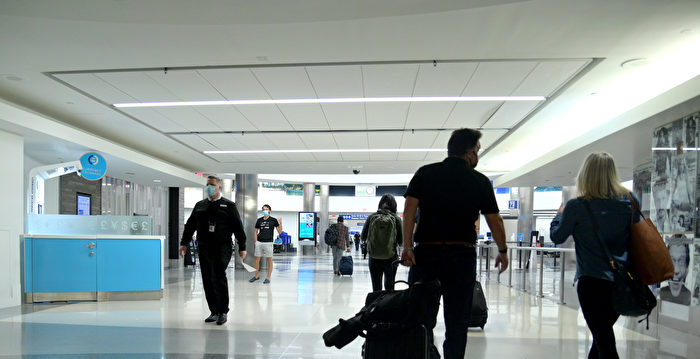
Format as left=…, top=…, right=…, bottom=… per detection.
left=352, top=169, right=360, bottom=175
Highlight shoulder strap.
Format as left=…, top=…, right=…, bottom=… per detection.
left=581, top=200, right=617, bottom=267
left=625, top=193, right=645, bottom=222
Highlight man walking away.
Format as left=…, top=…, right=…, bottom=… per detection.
left=332, top=216, right=349, bottom=275
left=401, top=128, right=508, bottom=359
left=180, top=175, right=247, bottom=325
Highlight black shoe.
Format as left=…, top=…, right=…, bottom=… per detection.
left=216, top=313, right=227, bottom=325
left=204, top=313, right=219, bottom=323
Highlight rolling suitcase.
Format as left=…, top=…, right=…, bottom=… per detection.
left=339, top=255, right=354, bottom=276
left=469, top=281, right=488, bottom=329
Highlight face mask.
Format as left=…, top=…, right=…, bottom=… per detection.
left=262, top=210, right=270, bottom=216
left=205, top=185, right=217, bottom=198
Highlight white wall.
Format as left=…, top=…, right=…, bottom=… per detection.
left=0, top=130, right=23, bottom=309
left=44, top=177, right=59, bottom=214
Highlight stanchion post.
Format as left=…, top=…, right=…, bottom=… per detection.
left=508, top=248, right=513, bottom=288
left=559, top=251, right=566, bottom=304
left=538, top=249, right=544, bottom=298
left=522, top=249, right=528, bottom=292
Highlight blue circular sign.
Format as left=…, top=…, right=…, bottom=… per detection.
left=79, top=152, right=107, bottom=181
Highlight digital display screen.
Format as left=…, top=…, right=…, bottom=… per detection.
left=298, top=212, right=316, bottom=240
left=77, top=193, right=91, bottom=216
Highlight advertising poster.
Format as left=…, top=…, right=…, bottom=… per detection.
left=298, top=212, right=316, bottom=240
left=660, top=234, right=693, bottom=320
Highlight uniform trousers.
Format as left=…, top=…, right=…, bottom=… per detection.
left=198, top=242, right=233, bottom=314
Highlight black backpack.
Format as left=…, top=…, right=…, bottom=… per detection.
left=325, top=224, right=339, bottom=246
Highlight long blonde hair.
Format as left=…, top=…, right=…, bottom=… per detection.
left=576, top=152, right=629, bottom=200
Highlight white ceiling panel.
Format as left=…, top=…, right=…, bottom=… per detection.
left=95, top=72, right=177, bottom=102
left=226, top=133, right=275, bottom=149
left=198, top=68, right=270, bottom=100
left=154, top=107, right=221, bottom=131
left=298, top=133, right=338, bottom=149
left=55, top=73, right=136, bottom=103
left=341, top=152, right=371, bottom=161
left=261, top=133, right=307, bottom=150
left=121, top=108, right=187, bottom=132
left=277, top=104, right=328, bottom=129
left=283, top=152, right=317, bottom=162
left=199, top=134, right=246, bottom=150
left=170, top=134, right=215, bottom=151
left=399, top=131, right=438, bottom=149
left=513, top=60, right=589, bottom=96
left=234, top=105, right=292, bottom=130
left=195, top=106, right=257, bottom=131
left=208, top=153, right=264, bottom=162
left=310, top=153, right=343, bottom=161
left=432, top=131, right=453, bottom=149
left=333, top=132, right=368, bottom=148
left=444, top=102, right=500, bottom=128
left=366, top=103, right=410, bottom=129
left=255, top=153, right=290, bottom=162
left=252, top=67, right=317, bottom=99
left=483, top=102, right=538, bottom=128
left=463, top=61, right=538, bottom=96
left=306, top=65, right=364, bottom=98
left=145, top=70, right=224, bottom=100
left=405, top=103, right=456, bottom=129
left=413, top=63, right=478, bottom=96
left=369, top=152, right=399, bottom=161
left=362, top=64, right=420, bottom=97
left=368, top=132, right=403, bottom=149
left=424, top=151, right=445, bottom=161
left=321, top=103, right=366, bottom=129
left=480, top=130, right=508, bottom=149
left=397, top=152, right=430, bottom=161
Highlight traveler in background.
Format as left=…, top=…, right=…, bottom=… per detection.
left=250, top=204, right=282, bottom=284
left=354, top=232, right=361, bottom=252
left=362, top=194, right=403, bottom=291
left=332, top=216, right=349, bottom=276
left=179, top=175, right=247, bottom=326
left=550, top=152, right=640, bottom=359
left=401, top=128, right=508, bottom=359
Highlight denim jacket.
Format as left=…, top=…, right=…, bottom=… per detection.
left=550, top=194, right=640, bottom=282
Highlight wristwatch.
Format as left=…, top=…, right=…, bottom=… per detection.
left=498, top=247, right=508, bottom=254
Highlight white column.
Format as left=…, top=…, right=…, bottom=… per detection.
left=0, top=129, right=23, bottom=309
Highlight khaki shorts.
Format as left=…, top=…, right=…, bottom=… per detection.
left=254, top=241, right=274, bottom=258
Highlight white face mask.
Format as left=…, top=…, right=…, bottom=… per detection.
left=205, top=185, right=217, bottom=197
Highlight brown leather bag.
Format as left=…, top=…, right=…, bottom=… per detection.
left=626, top=194, right=674, bottom=285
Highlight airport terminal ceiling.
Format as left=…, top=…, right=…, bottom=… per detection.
left=1, top=1, right=700, bottom=187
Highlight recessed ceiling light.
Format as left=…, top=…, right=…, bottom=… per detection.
left=204, top=148, right=445, bottom=154
left=620, top=58, right=650, bottom=69
left=153, top=179, right=161, bottom=183
left=113, top=96, right=546, bottom=108
left=125, top=172, right=135, bottom=175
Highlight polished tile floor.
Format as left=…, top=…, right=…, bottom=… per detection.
left=0, top=249, right=697, bottom=358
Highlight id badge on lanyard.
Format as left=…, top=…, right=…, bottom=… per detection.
left=209, top=222, right=216, bottom=233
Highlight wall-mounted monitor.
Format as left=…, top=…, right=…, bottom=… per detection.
left=298, top=212, right=316, bottom=240
left=77, top=193, right=91, bottom=216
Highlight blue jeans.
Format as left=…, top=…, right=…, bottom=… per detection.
left=409, top=245, right=477, bottom=359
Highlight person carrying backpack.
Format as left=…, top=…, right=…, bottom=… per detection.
left=327, top=216, right=349, bottom=276
left=361, top=194, right=403, bottom=291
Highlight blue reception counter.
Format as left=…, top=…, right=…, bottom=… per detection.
left=22, top=235, right=164, bottom=303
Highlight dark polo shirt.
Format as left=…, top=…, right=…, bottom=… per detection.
left=405, top=157, right=499, bottom=245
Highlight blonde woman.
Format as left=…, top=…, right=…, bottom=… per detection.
left=550, top=152, right=640, bottom=359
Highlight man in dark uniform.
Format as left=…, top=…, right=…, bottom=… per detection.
left=179, top=175, right=247, bottom=325
left=401, top=128, right=508, bottom=359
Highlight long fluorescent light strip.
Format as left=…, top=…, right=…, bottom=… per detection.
left=114, top=96, right=545, bottom=108
left=205, top=148, right=445, bottom=154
